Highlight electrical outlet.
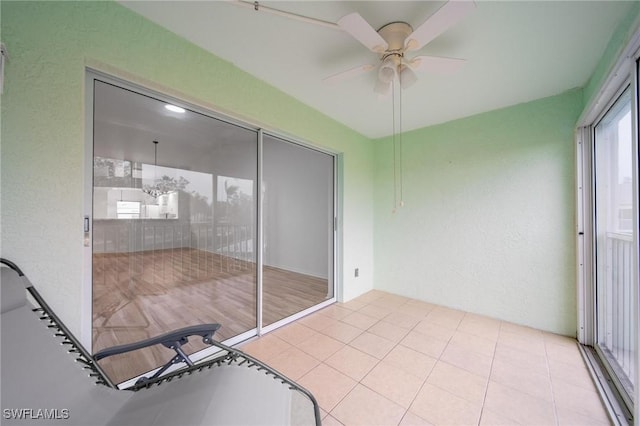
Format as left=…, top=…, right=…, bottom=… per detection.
left=354, top=268, right=359, bottom=278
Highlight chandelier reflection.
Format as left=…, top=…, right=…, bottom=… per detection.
left=142, top=140, right=174, bottom=199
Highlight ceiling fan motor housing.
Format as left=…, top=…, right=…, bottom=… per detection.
left=378, top=22, right=413, bottom=54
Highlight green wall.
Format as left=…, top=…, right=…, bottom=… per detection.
left=373, top=89, right=583, bottom=335
left=0, top=1, right=375, bottom=338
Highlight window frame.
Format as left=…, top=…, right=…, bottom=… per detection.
left=576, top=28, right=640, bottom=424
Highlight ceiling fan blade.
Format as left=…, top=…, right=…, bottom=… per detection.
left=323, top=64, right=377, bottom=84
left=338, top=12, right=389, bottom=53
left=409, top=55, right=466, bottom=75
left=405, top=1, right=476, bottom=51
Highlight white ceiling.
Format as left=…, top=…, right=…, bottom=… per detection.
left=120, top=1, right=633, bottom=139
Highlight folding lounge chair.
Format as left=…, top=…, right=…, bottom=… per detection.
left=0, top=259, right=320, bottom=426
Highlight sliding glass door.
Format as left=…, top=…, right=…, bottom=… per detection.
left=262, top=135, right=335, bottom=327
left=91, top=80, right=258, bottom=384
left=89, top=75, right=336, bottom=385
left=593, top=86, right=635, bottom=408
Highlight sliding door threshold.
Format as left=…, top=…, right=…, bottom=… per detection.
left=578, top=344, right=633, bottom=426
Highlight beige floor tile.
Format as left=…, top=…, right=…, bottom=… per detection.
left=425, top=306, right=465, bottom=330
left=368, top=320, right=410, bottom=343
left=427, top=361, right=488, bottom=404
left=483, top=381, right=556, bottom=425
left=547, top=357, right=595, bottom=390
left=545, top=340, right=581, bottom=364
left=384, top=344, right=437, bottom=380
left=319, top=407, right=328, bottom=419
left=325, top=345, right=379, bottom=381
left=297, top=333, right=345, bottom=361
left=383, top=311, right=422, bottom=329
left=462, top=312, right=501, bottom=325
left=351, top=290, right=387, bottom=304
left=298, top=312, right=341, bottom=332
left=322, top=415, right=345, bottom=426
left=265, top=346, right=320, bottom=380
left=413, top=320, right=456, bottom=341
left=271, top=322, right=317, bottom=345
left=457, top=315, right=501, bottom=341
left=490, top=357, right=553, bottom=402
left=552, top=378, right=610, bottom=423
left=440, top=342, right=493, bottom=378
left=396, top=304, right=434, bottom=319
left=298, top=364, right=357, bottom=412
left=239, top=334, right=292, bottom=362
left=449, top=330, right=496, bottom=357
left=370, top=294, right=410, bottom=310
left=349, top=331, right=397, bottom=359
left=400, top=331, right=448, bottom=359
left=497, top=330, right=546, bottom=357
left=493, top=342, right=548, bottom=376
left=479, top=408, right=523, bottom=425
left=410, top=383, right=482, bottom=426
left=402, top=300, right=436, bottom=315
left=341, top=311, right=379, bottom=330
left=339, top=299, right=368, bottom=311
left=358, top=304, right=394, bottom=320
left=556, top=407, right=612, bottom=426
left=243, top=291, right=613, bottom=426
left=399, top=411, right=435, bottom=426
left=331, top=384, right=406, bottom=426
left=500, top=322, right=544, bottom=337
left=322, top=305, right=357, bottom=321
left=362, top=361, right=425, bottom=408
left=543, top=331, right=578, bottom=347
left=321, top=321, right=364, bottom=344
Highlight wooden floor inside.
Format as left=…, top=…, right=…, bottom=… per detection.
left=93, top=248, right=329, bottom=384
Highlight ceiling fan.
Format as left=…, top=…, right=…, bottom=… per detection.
left=325, top=1, right=476, bottom=95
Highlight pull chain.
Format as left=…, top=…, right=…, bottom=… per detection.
left=392, top=79, right=397, bottom=214
left=398, top=77, right=404, bottom=208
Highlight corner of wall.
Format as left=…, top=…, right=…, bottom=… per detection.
left=582, top=2, right=640, bottom=110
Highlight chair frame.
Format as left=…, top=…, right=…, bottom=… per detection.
left=0, top=258, right=321, bottom=426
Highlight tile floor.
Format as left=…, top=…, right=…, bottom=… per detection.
left=239, top=290, right=611, bottom=426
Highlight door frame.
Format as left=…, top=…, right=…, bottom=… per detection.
left=576, top=28, right=640, bottom=424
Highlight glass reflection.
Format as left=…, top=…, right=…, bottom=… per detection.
left=92, top=80, right=257, bottom=385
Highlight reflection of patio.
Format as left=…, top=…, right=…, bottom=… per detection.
left=93, top=248, right=328, bottom=384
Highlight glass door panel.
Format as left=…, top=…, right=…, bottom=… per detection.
left=262, top=135, right=335, bottom=326
left=92, top=80, right=258, bottom=384
left=594, top=87, right=635, bottom=406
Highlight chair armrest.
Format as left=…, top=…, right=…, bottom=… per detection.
left=94, top=323, right=221, bottom=361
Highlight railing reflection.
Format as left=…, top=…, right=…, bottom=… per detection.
left=600, top=231, right=635, bottom=395
left=93, top=220, right=254, bottom=274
